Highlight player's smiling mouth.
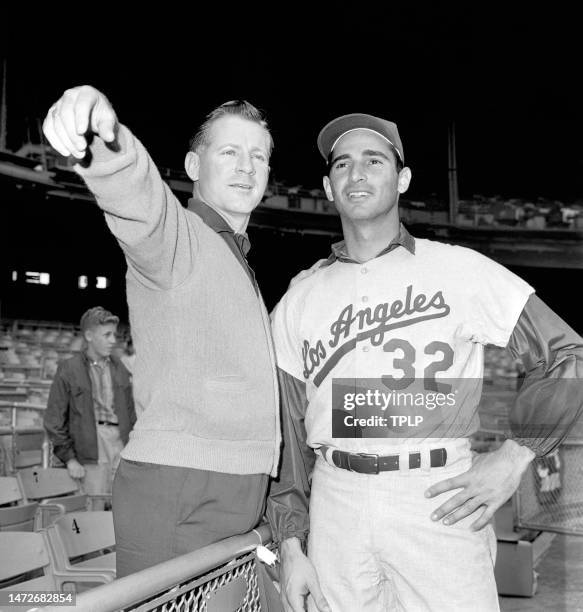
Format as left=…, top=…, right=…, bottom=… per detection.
left=347, top=190, right=372, bottom=200
left=230, top=183, right=254, bottom=190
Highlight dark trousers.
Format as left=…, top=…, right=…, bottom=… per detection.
left=112, top=458, right=269, bottom=578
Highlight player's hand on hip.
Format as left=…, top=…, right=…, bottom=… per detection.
left=424, top=439, right=535, bottom=531
left=43, top=86, right=118, bottom=159
left=279, top=537, right=331, bottom=612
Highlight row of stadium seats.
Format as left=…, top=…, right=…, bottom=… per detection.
left=1, top=328, right=80, bottom=381
left=0, top=467, right=89, bottom=531
left=0, top=467, right=116, bottom=608
left=0, top=511, right=115, bottom=606
left=1, top=319, right=131, bottom=382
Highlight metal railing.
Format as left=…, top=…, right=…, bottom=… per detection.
left=38, top=523, right=278, bottom=612
left=476, top=374, right=583, bottom=537
left=516, top=440, right=583, bottom=536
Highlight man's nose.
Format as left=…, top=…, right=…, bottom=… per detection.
left=236, top=153, right=256, bottom=175
left=349, top=161, right=366, bottom=182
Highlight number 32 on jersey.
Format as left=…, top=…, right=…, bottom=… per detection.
left=382, top=339, right=454, bottom=393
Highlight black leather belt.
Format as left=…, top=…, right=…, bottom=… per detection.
left=97, top=421, right=119, bottom=426
left=329, top=448, right=447, bottom=474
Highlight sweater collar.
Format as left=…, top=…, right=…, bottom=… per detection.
left=187, top=198, right=251, bottom=256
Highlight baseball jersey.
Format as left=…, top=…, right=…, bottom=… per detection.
left=271, top=229, right=534, bottom=454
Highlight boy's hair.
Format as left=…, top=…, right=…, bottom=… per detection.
left=80, top=306, right=119, bottom=332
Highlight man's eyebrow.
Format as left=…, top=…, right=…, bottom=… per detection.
left=330, top=149, right=392, bottom=166
left=330, top=153, right=351, bottom=166
left=363, top=149, right=391, bottom=161
left=219, top=143, right=268, bottom=154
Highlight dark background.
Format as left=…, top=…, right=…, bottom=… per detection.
left=2, top=9, right=583, bottom=329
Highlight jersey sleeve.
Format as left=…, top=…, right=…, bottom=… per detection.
left=271, top=290, right=306, bottom=381
left=507, top=294, right=583, bottom=456
left=464, top=249, right=534, bottom=347
left=266, top=368, right=314, bottom=545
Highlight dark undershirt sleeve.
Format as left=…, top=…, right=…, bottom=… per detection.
left=265, top=367, right=315, bottom=546
left=506, top=294, right=583, bottom=456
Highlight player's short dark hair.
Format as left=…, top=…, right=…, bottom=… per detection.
left=326, top=143, right=404, bottom=175
left=189, top=100, right=273, bottom=158
left=80, top=306, right=119, bottom=332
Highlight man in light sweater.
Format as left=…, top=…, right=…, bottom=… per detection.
left=43, top=86, right=280, bottom=577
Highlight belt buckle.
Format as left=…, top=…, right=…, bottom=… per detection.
left=354, top=453, right=379, bottom=474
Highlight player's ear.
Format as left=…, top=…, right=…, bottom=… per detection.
left=323, top=176, right=334, bottom=201
left=397, top=167, right=412, bottom=194
left=185, top=151, right=200, bottom=181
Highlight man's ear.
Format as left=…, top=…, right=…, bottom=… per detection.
left=83, top=329, right=92, bottom=344
left=323, top=176, right=334, bottom=201
left=185, top=151, right=200, bottom=181
left=397, top=167, right=412, bottom=194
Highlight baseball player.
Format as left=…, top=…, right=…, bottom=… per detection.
left=267, top=114, right=583, bottom=611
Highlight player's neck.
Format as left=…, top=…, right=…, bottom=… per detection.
left=341, top=214, right=400, bottom=264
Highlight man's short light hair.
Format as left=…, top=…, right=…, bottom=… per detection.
left=189, top=100, right=274, bottom=158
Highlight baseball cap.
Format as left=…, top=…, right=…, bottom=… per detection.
left=80, top=306, right=119, bottom=332
left=317, top=113, right=404, bottom=164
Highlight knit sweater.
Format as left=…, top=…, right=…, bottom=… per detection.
left=76, top=126, right=280, bottom=477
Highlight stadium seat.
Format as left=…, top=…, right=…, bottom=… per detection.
left=0, top=532, right=61, bottom=611
left=11, top=431, right=44, bottom=469
left=44, top=511, right=115, bottom=589
left=18, top=467, right=88, bottom=528
left=0, top=476, right=38, bottom=531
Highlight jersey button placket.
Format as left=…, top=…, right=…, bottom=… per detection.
left=357, top=266, right=371, bottom=358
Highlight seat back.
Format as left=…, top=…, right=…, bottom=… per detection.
left=0, top=503, right=39, bottom=531
left=13, top=432, right=45, bottom=453
left=0, top=477, right=38, bottom=531
left=0, top=477, right=21, bottom=505
left=0, top=532, right=55, bottom=587
left=38, top=493, right=88, bottom=528
left=19, top=467, right=79, bottom=500
left=52, top=511, right=115, bottom=559
left=0, top=432, right=45, bottom=471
